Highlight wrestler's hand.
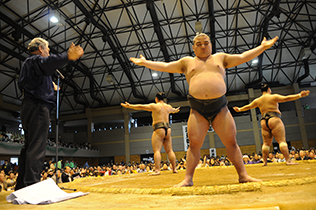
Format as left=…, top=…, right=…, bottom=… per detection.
left=233, top=107, right=240, bottom=112
left=261, top=36, right=278, bottom=49
left=300, top=90, right=310, bottom=98
left=173, top=107, right=180, bottom=113
left=121, top=102, right=131, bottom=108
left=68, top=43, right=84, bottom=60
left=130, top=54, right=146, bottom=66
left=53, top=82, right=60, bottom=91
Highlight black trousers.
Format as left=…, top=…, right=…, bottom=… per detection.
left=15, top=99, right=50, bottom=190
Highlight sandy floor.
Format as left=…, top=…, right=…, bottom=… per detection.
left=1, top=161, right=316, bottom=210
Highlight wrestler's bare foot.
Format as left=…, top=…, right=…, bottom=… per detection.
left=262, top=162, right=267, bottom=166
left=148, top=171, right=160, bottom=176
left=173, top=179, right=193, bottom=187
left=173, top=170, right=178, bottom=174
left=286, top=161, right=298, bottom=165
left=239, top=175, right=262, bottom=183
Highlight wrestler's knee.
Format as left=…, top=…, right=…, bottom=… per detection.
left=279, top=142, right=288, bottom=149
left=221, top=136, right=238, bottom=148
left=262, top=145, right=270, bottom=152
left=188, top=138, right=204, bottom=149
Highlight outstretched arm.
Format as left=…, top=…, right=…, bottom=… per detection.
left=233, top=100, right=258, bottom=112
left=121, top=102, right=154, bottom=112
left=224, top=36, right=278, bottom=68
left=169, top=106, right=180, bottom=114
left=130, top=55, right=185, bottom=74
left=275, top=90, right=310, bottom=103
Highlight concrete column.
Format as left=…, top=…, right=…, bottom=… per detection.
left=208, top=131, right=215, bottom=148
left=293, top=83, right=309, bottom=149
left=123, top=109, right=131, bottom=164
left=86, top=108, right=93, bottom=144
left=248, top=88, right=262, bottom=154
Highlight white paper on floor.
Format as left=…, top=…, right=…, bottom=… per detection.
left=6, top=178, right=88, bottom=205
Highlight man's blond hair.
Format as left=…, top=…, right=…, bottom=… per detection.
left=193, top=32, right=210, bottom=45
left=27, top=37, right=49, bottom=53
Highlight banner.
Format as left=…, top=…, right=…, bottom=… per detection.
left=182, top=125, right=189, bottom=151
left=182, top=125, right=214, bottom=151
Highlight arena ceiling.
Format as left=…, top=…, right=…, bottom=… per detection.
left=0, top=0, right=315, bottom=118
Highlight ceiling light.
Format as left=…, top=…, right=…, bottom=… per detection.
left=251, top=59, right=258, bottom=65
left=152, top=72, right=158, bottom=77
left=50, top=16, right=59, bottom=23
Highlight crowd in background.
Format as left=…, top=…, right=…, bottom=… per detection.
left=1, top=147, right=315, bottom=192
left=0, top=132, right=98, bottom=151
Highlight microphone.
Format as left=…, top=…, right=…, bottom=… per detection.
left=56, top=69, right=65, bottom=79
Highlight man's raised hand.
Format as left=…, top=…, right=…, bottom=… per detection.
left=130, top=54, right=147, bottom=66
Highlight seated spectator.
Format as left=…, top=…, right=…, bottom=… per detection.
left=278, top=154, right=286, bottom=162
left=111, top=165, right=118, bottom=175
left=243, top=155, right=251, bottom=164
left=3, top=172, right=16, bottom=191
left=137, top=163, right=147, bottom=173
left=116, top=165, right=125, bottom=175
left=294, top=152, right=301, bottom=161
left=224, top=158, right=232, bottom=166
left=208, top=157, right=218, bottom=166
left=196, top=159, right=204, bottom=168
left=41, top=171, right=49, bottom=181
left=145, top=164, right=152, bottom=173
left=47, top=169, right=54, bottom=178
left=219, top=158, right=226, bottom=166
left=88, top=167, right=95, bottom=176
left=251, top=154, right=263, bottom=164
left=214, top=157, right=222, bottom=166
left=177, top=160, right=186, bottom=170
left=307, top=150, right=315, bottom=160
left=95, top=166, right=105, bottom=177
left=104, top=166, right=112, bottom=176
left=70, top=168, right=85, bottom=180
left=298, top=150, right=309, bottom=160
left=61, top=166, right=72, bottom=183
left=0, top=173, right=5, bottom=192
left=125, top=165, right=132, bottom=174
left=289, top=152, right=296, bottom=161
left=161, top=163, right=170, bottom=171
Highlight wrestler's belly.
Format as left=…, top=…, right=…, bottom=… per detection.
left=188, top=73, right=226, bottom=99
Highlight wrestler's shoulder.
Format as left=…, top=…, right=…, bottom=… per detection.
left=180, top=56, right=194, bottom=61
left=213, top=52, right=227, bottom=57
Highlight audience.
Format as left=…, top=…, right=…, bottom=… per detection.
left=0, top=132, right=98, bottom=151
left=0, top=146, right=315, bottom=193
left=0, top=173, right=5, bottom=192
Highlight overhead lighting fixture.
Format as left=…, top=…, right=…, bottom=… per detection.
left=152, top=72, right=158, bottom=77
left=49, top=9, right=64, bottom=26
left=50, top=16, right=59, bottom=23
left=251, top=59, right=258, bottom=65
left=50, top=10, right=59, bottom=23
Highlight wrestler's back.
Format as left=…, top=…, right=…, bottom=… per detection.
left=151, top=103, right=171, bottom=124
left=256, top=94, right=281, bottom=115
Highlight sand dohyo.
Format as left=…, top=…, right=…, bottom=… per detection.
left=1, top=161, right=316, bottom=210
